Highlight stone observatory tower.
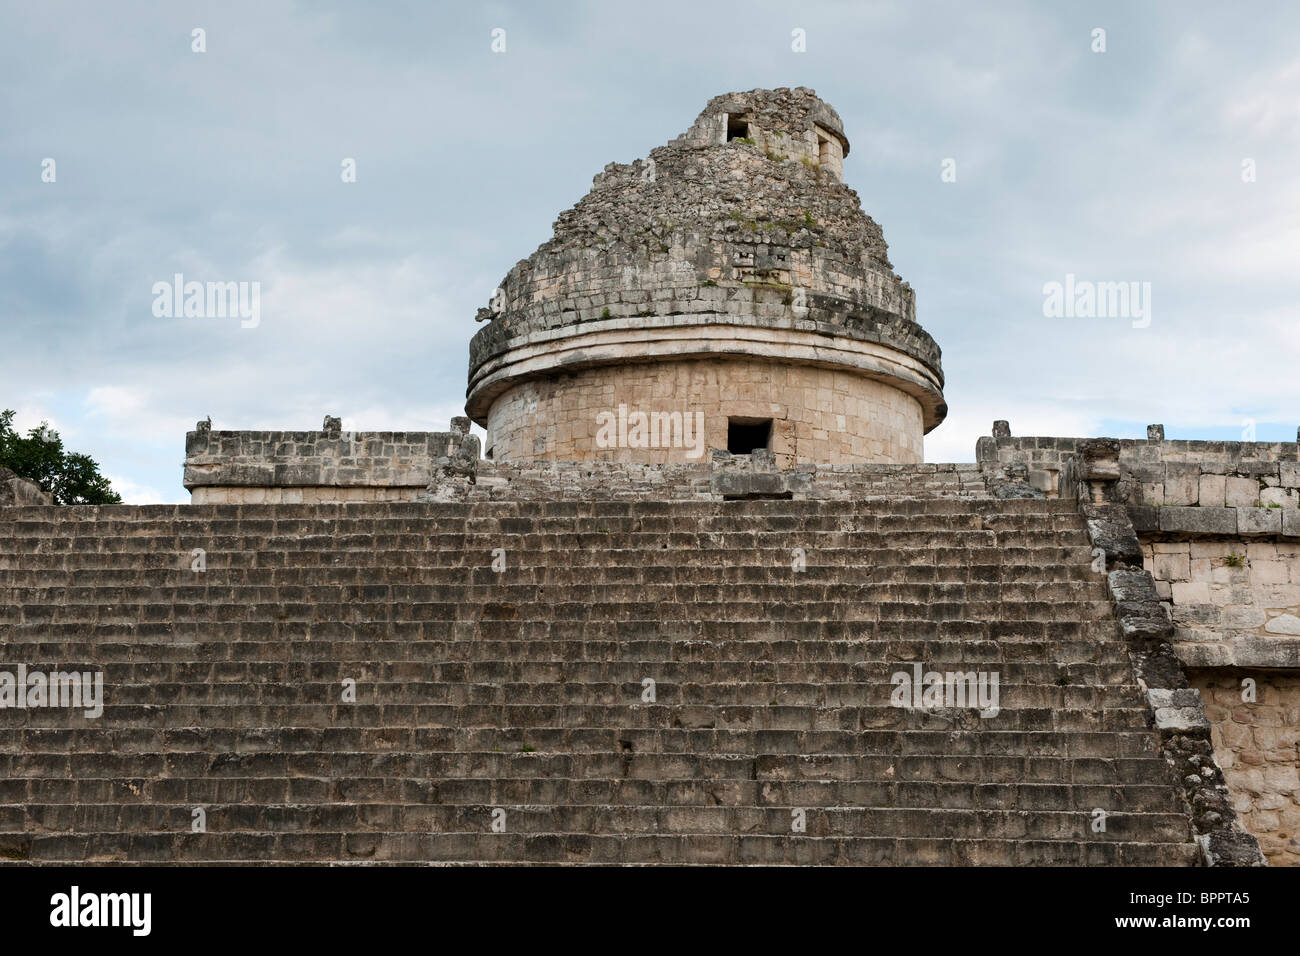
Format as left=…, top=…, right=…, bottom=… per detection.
left=466, top=87, right=947, bottom=466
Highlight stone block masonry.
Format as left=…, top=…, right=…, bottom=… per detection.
left=1191, top=671, right=1300, bottom=866
left=468, top=459, right=986, bottom=501
left=1144, top=539, right=1300, bottom=669
left=978, top=425, right=1300, bottom=520
left=484, top=357, right=925, bottom=465
left=184, top=416, right=473, bottom=504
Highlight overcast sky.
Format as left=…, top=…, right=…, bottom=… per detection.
left=2, top=1, right=1298, bottom=502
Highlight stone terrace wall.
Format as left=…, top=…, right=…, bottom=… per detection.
left=184, top=418, right=470, bottom=504
left=978, top=426, right=1300, bottom=522
left=981, top=426, right=1300, bottom=663
left=468, top=458, right=986, bottom=501
left=1190, top=671, right=1300, bottom=866
left=1144, top=539, right=1300, bottom=670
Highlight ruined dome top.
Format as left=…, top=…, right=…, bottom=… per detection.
left=683, top=87, right=850, bottom=157
left=466, top=87, right=946, bottom=432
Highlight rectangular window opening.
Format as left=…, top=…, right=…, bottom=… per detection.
left=727, top=417, right=772, bottom=454
left=818, top=135, right=833, bottom=165
left=726, top=115, right=751, bottom=141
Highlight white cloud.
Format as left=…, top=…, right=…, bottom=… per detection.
left=925, top=402, right=1104, bottom=464
left=1224, top=58, right=1300, bottom=138
left=103, top=474, right=170, bottom=506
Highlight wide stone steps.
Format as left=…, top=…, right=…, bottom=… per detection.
left=1, top=605, right=1119, bottom=628
left=0, top=505, right=1079, bottom=523
left=5, top=802, right=1194, bottom=840
left=0, top=571, right=1105, bottom=596
left=0, top=527, right=1093, bottom=547
left=0, top=723, right=1163, bottom=752
left=0, top=749, right=1174, bottom=784
left=0, top=707, right=1153, bottom=734
left=0, top=679, right=1141, bottom=707
left=1, top=777, right=1187, bottom=812
left=14, top=542, right=1091, bottom=560
left=0, top=639, right=1128, bottom=664
left=3, top=832, right=1201, bottom=866
left=0, top=644, right=1136, bottom=672
left=0, top=579, right=1105, bottom=599
left=54, top=711, right=1141, bottom=735
left=0, top=659, right=1142, bottom=682
left=0, top=497, right=1201, bottom=865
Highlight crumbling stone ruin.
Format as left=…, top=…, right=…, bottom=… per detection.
left=0, top=89, right=1292, bottom=866
left=467, top=87, right=945, bottom=467
left=0, top=468, right=51, bottom=507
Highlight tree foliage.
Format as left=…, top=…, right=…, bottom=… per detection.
left=0, top=409, right=122, bottom=505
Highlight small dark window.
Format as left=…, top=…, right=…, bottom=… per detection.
left=728, top=418, right=772, bottom=454
left=726, top=115, right=750, bottom=141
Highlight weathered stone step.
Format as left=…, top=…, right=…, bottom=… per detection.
left=0, top=659, right=1141, bottom=685
left=0, top=679, right=1144, bottom=707
left=0, top=496, right=1082, bottom=521
left=0, top=526, right=1074, bottom=543
left=0, top=717, right=1156, bottom=740
left=0, top=506, right=1082, bottom=528
left=0, top=545, right=1099, bottom=569
left=0, top=534, right=1094, bottom=558
left=0, top=679, right=1148, bottom=708
left=0, top=581, right=1108, bottom=606
left=0, top=568, right=1107, bottom=594
left=2, top=609, right=1119, bottom=633
left=0, top=748, right=1175, bottom=784
left=0, top=777, right=1187, bottom=814
left=7, top=804, right=1193, bottom=843
left=5, top=831, right=1202, bottom=865
left=0, top=705, right=1158, bottom=740
left=3, top=599, right=1121, bottom=627
left=0, top=639, right=1135, bottom=671
left=0, top=727, right=1163, bottom=758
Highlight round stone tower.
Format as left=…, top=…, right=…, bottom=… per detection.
left=466, top=87, right=946, bottom=466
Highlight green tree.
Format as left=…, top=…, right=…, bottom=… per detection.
left=0, top=409, right=121, bottom=505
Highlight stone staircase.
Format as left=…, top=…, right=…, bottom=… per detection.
left=0, top=486, right=1203, bottom=864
